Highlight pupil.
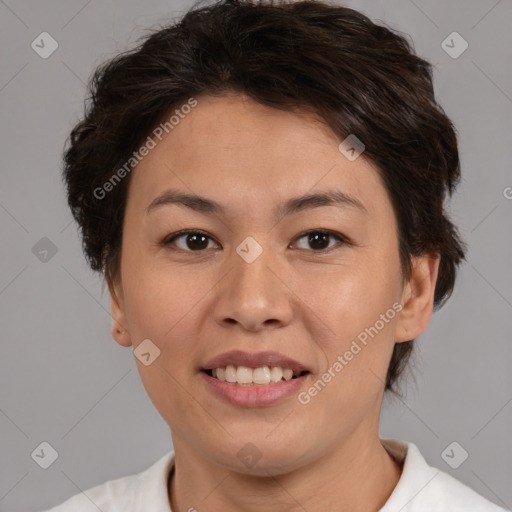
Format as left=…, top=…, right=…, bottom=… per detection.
left=309, top=232, right=328, bottom=250
left=188, top=234, right=208, bottom=250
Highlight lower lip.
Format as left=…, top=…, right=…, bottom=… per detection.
left=201, top=371, right=309, bottom=407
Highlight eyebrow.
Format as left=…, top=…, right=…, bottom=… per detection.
left=145, top=187, right=368, bottom=218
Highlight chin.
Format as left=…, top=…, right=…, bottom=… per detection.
left=209, top=441, right=310, bottom=477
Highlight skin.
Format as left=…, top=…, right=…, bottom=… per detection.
left=108, top=92, right=440, bottom=512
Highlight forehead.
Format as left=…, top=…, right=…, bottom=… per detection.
left=127, top=93, right=391, bottom=223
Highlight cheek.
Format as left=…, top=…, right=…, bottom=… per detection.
left=303, top=273, right=399, bottom=415
left=121, top=267, right=200, bottom=417
left=296, top=251, right=401, bottom=401
left=122, top=242, right=186, bottom=329
left=121, top=260, right=214, bottom=376
left=297, top=256, right=399, bottom=338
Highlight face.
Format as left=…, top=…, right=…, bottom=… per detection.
left=109, top=92, right=439, bottom=475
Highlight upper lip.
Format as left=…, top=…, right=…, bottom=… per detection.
left=202, top=350, right=310, bottom=373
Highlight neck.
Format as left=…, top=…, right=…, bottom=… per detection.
left=168, top=432, right=403, bottom=512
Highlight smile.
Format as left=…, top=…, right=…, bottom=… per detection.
left=205, top=365, right=308, bottom=385
left=200, top=349, right=311, bottom=407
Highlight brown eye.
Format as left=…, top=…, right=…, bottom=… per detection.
left=162, top=229, right=349, bottom=254
left=163, top=230, right=217, bottom=251
left=293, top=230, right=348, bottom=252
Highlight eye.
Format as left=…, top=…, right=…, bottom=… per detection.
left=162, top=230, right=218, bottom=252
left=161, top=229, right=350, bottom=253
left=292, top=229, right=349, bottom=253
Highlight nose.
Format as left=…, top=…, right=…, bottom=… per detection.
left=212, top=245, right=294, bottom=332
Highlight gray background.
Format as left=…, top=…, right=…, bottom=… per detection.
left=0, top=0, right=511, bottom=510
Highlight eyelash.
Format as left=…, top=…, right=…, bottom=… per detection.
left=160, top=229, right=352, bottom=254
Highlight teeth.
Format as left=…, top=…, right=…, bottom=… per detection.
left=236, top=366, right=253, bottom=384
left=225, top=365, right=237, bottom=383
left=283, top=368, right=293, bottom=380
left=270, top=366, right=283, bottom=383
left=253, top=366, right=271, bottom=384
left=210, top=365, right=301, bottom=385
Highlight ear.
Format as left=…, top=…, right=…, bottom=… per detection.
left=394, top=252, right=441, bottom=343
left=106, top=274, right=133, bottom=348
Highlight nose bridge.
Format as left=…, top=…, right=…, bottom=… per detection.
left=234, top=238, right=276, bottom=295
left=214, top=235, right=293, bottom=330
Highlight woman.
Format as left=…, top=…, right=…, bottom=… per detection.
left=43, top=0, right=509, bottom=510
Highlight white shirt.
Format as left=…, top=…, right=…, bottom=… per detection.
left=42, top=438, right=509, bottom=511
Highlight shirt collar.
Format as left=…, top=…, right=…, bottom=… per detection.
left=131, top=438, right=437, bottom=511
left=378, top=437, right=440, bottom=511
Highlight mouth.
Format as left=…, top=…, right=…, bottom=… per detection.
left=202, top=366, right=310, bottom=386
left=200, top=350, right=311, bottom=406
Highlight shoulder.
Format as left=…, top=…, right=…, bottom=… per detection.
left=40, top=472, right=137, bottom=512
left=427, top=469, right=509, bottom=512
left=379, top=438, right=509, bottom=512
left=39, top=450, right=175, bottom=512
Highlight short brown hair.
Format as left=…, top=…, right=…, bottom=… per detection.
left=62, top=0, right=467, bottom=396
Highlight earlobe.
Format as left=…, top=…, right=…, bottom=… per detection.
left=394, top=253, right=440, bottom=343
left=107, top=275, right=133, bottom=348
left=112, top=324, right=132, bottom=347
